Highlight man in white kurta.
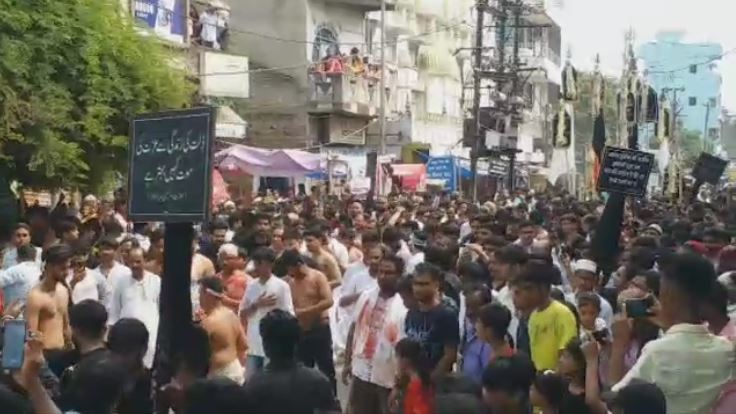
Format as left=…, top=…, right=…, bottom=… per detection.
left=108, top=247, right=160, bottom=368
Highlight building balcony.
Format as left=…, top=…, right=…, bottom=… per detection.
left=308, top=70, right=380, bottom=118
left=326, top=0, right=396, bottom=12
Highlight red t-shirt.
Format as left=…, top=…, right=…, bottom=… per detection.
left=404, top=377, right=433, bottom=414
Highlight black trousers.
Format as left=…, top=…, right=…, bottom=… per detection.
left=349, top=377, right=391, bottom=414
left=297, top=322, right=336, bottom=393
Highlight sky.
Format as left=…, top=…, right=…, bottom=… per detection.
left=557, top=0, right=736, bottom=110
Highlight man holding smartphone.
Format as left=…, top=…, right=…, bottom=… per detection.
left=611, top=253, right=735, bottom=414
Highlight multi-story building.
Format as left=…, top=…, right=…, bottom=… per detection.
left=229, top=0, right=392, bottom=152
left=127, top=0, right=251, bottom=141
left=721, top=111, right=736, bottom=161
left=640, top=31, right=723, bottom=150
left=365, top=0, right=474, bottom=161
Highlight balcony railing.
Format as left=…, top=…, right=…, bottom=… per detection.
left=326, top=0, right=396, bottom=11
left=308, top=66, right=380, bottom=117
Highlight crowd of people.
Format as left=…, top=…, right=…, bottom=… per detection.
left=1, top=187, right=736, bottom=414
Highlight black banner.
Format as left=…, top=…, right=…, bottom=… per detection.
left=488, top=157, right=510, bottom=177
left=128, top=107, right=215, bottom=223
left=692, top=152, right=727, bottom=185
left=598, top=146, right=654, bottom=198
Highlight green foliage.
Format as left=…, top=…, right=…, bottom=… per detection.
left=0, top=0, right=194, bottom=192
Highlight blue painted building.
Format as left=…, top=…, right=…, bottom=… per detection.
left=639, top=31, right=723, bottom=147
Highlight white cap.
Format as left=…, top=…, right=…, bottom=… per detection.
left=573, top=259, right=598, bottom=274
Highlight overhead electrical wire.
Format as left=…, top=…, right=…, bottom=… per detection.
left=646, top=47, right=736, bottom=74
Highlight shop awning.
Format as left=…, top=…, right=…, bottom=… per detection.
left=215, top=144, right=321, bottom=177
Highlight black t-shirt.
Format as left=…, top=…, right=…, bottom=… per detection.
left=405, top=304, right=460, bottom=369
left=116, top=369, right=153, bottom=414
left=243, top=362, right=339, bottom=414
left=0, top=375, right=30, bottom=414
left=561, top=391, right=594, bottom=414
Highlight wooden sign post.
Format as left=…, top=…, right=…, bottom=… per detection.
left=128, top=107, right=215, bottom=406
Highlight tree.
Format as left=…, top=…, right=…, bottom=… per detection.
left=0, top=0, right=194, bottom=192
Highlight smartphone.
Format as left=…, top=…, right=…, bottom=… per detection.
left=2, top=319, right=27, bottom=370
left=625, top=297, right=654, bottom=318
left=592, top=329, right=609, bottom=343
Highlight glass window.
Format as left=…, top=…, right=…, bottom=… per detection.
left=689, top=97, right=697, bottom=106
left=689, top=64, right=698, bottom=74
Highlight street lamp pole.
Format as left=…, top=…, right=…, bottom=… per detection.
left=379, top=0, right=387, bottom=155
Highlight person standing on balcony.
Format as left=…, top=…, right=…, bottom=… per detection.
left=199, top=6, right=219, bottom=49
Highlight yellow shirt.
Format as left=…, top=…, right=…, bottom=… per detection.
left=528, top=300, right=577, bottom=371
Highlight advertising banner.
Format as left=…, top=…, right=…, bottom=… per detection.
left=132, top=0, right=187, bottom=44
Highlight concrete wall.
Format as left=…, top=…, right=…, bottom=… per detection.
left=640, top=31, right=723, bottom=138
left=722, top=114, right=736, bottom=161
left=229, top=0, right=372, bottom=148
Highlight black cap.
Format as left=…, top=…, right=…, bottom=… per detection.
left=604, top=380, right=666, bottom=414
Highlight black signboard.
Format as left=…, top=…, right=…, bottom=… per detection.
left=598, top=146, right=654, bottom=198
left=488, top=158, right=510, bottom=177
left=128, top=107, right=215, bottom=222
left=692, top=152, right=727, bottom=185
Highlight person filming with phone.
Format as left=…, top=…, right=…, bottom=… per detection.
left=610, top=252, right=735, bottom=414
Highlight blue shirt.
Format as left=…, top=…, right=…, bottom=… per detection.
left=2, top=246, right=42, bottom=270
left=0, top=261, right=42, bottom=306
left=461, top=318, right=492, bottom=383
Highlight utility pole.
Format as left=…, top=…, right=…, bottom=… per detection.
left=379, top=0, right=387, bottom=156
left=469, top=0, right=542, bottom=198
left=663, top=86, right=684, bottom=199
left=506, top=0, right=522, bottom=193
left=470, top=0, right=488, bottom=201
left=703, top=101, right=712, bottom=153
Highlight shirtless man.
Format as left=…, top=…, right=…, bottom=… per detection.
left=25, top=243, right=73, bottom=373
left=303, top=227, right=342, bottom=289
left=198, top=276, right=247, bottom=385
left=282, top=249, right=336, bottom=391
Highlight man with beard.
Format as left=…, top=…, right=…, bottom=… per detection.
left=339, top=231, right=382, bottom=312
left=343, top=254, right=407, bottom=414
left=198, top=219, right=229, bottom=267
left=108, top=247, right=160, bottom=368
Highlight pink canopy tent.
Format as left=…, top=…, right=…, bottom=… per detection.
left=215, top=144, right=322, bottom=177
left=211, top=169, right=230, bottom=207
